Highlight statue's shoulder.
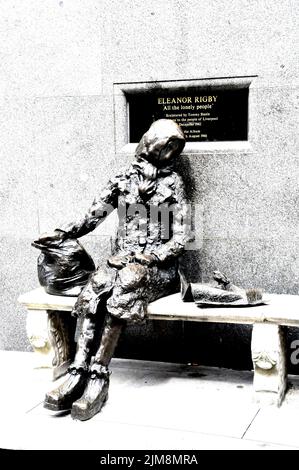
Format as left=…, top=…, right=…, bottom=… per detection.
left=171, top=170, right=182, bottom=180
left=168, top=171, right=188, bottom=202
left=109, top=169, right=128, bottom=185
left=105, top=167, right=134, bottom=194
left=170, top=171, right=185, bottom=187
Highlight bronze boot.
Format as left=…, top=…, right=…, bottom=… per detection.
left=44, top=313, right=98, bottom=412
left=44, top=365, right=88, bottom=411
left=71, top=364, right=110, bottom=421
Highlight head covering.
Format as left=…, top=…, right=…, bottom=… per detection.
left=135, top=119, right=185, bottom=167
left=133, top=119, right=185, bottom=199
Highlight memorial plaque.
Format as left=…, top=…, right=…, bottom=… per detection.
left=128, top=88, right=248, bottom=142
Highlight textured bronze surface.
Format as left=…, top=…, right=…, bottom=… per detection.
left=32, top=237, right=95, bottom=296
left=183, top=271, right=265, bottom=307
left=37, top=119, right=190, bottom=420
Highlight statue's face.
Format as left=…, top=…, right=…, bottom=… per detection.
left=140, top=136, right=182, bottom=166
left=136, top=119, right=185, bottom=167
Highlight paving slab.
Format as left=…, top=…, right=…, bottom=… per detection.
left=0, top=351, right=298, bottom=450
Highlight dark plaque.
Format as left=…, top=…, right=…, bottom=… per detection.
left=128, top=87, right=248, bottom=142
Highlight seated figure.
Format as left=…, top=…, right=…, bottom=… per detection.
left=35, top=119, right=190, bottom=421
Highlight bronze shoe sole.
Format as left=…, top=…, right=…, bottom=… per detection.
left=71, top=390, right=108, bottom=421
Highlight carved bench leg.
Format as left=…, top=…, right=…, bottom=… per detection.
left=47, top=310, right=76, bottom=380
left=26, top=309, right=76, bottom=380
left=26, top=309, right=55, bottom=369
left=251, top=323, right=287, bottom=406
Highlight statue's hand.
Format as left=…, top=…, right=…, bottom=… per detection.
left=133, top=253, right=158, bottom=266
left=33, top=230, right=66, bottom=247
left=107, top=255, right=133, bottom=270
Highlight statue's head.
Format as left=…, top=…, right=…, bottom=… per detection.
left=135, top=119, right=185, bottom=167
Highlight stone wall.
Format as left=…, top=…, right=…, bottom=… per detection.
left=0, top=0, right=298, bottom=371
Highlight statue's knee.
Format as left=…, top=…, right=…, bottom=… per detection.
left=118, top=263, right=147, bottom=292
left=91, top=268, right=115, bottom=292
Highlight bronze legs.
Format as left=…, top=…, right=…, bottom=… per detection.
left=44, top=314, right=125, bottom=420
left=93, top=315, right=124, bottom=366
left=71, top=316, right=124, bottom=420
left=73, top=315, right=97, bottom=369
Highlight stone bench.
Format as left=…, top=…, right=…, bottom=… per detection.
left=18, top=287, right=299, bottom=406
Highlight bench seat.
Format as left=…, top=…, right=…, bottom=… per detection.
left=18, top=287, right=299, bottom=406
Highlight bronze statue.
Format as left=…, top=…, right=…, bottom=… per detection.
left=181, top=270, right=265, bottom=307
left=34, top=119, right=190, bottom=421
left=32, top=237, right=96, bottom=296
